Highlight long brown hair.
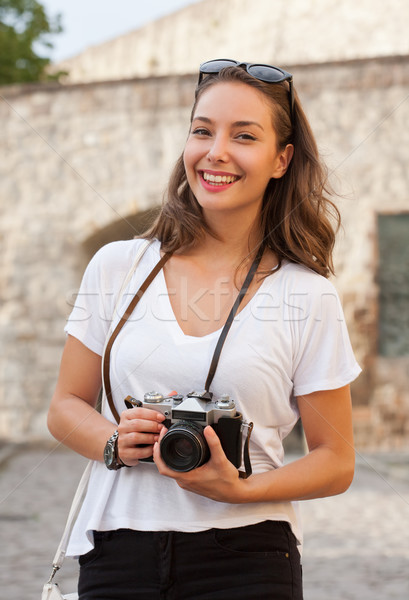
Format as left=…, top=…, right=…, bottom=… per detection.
left=145, top=66, right=340, bottom=278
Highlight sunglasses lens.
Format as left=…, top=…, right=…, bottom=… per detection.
left=247, top=65, right=286, bottom=83
left=200, top=59, right=238, bottom=74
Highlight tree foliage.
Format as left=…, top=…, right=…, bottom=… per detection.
left=0, top=0, right=63, bottom=85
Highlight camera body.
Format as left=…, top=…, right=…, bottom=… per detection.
left=124, top=390, right=246, bottom=472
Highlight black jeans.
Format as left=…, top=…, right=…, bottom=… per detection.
left=78, top=521, right=303, bottom=600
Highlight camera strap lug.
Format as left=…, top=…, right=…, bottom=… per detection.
left=239, top=421, right=254, bottom=479
left=46, top=564, right=60, bottom=584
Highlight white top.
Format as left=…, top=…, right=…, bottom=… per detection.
left=65, top=239, right=361, bottom=556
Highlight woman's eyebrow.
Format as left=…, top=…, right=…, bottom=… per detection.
left=192, top=116, right=264, bottom=131
left=233, top=120, right=264, bottom=131
left=192, top=116, right=212, bottom=124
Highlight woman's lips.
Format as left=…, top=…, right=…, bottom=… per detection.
left=199, top=170, right=241, bottom=189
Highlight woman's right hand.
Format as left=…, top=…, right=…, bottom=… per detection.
left=48, top=335, right=166, bottom=465
left=117, top=407, right=166, bottom=466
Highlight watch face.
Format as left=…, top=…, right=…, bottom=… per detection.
left=104, top=442, right=115, bottom=466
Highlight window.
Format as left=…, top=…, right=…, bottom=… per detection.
left=377, top=213, right=409, bottom=357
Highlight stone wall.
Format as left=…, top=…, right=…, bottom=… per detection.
left=0, top=74, right=195, bottom=440
left=52, top=0, right=409, bottom=84
left=1, top=55, right=408, bottom=447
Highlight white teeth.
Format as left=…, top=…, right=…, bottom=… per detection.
left=202, top=172, right=238, bottom=185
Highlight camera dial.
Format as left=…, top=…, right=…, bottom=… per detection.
left=144, top=392, right=164, bottom=403
left=215, top=394, right=235, bottom=410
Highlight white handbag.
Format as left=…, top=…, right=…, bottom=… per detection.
left=41, top=582, right=82, bottom=600
left=41, top=586, right=79, bottom=600
left=41, top=240, right=152, bottom=599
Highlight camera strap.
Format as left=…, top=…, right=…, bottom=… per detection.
left=204, top=246, right=263, bottom=480
left=204, top=246, right=264, bottom=392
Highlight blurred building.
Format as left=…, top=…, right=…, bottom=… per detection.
left=0, top=0, right=408, bottom=447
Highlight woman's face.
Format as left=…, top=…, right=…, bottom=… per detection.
left=183, top=81, right=293, bottom=221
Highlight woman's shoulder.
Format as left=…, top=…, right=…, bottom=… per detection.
left=271, top=260, right=339, bottom=296
left=267, top=262, right=345, bottom=330
left=89, top=238, right=160, bottom=274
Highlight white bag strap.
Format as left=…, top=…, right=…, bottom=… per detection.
left=46, top=460, right=92, bottom=583
left=47, top=239, right=153, bottom=583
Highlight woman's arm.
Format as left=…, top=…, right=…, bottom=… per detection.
left=153, top=385, right=355, bottom=503
left=48, top=335, right=165, bottom=463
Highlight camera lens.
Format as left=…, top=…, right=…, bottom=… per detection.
left=173, top=437, right=195, bottom=458
left=160, top=421, right=210, bottom=472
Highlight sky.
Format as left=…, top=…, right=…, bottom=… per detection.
left=40, top=0, right=201, bottom=63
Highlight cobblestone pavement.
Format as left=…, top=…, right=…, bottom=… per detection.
left=0, top=444, right=408, bottom=600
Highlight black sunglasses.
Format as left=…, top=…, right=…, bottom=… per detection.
left=198, top=59, right=294, bottom=122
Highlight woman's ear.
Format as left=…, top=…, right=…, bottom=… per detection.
left=271, top=144, right=294, bottom=179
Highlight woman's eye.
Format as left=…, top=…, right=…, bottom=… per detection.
left=237, top=133, right=257, bottom=141
left=192, top=128, right=210, bottom=136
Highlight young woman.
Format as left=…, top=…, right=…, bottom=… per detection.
left=48, top=59, right=361, bottom=600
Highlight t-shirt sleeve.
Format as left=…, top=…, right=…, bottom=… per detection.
left=64, top=242, right=134, bottom=356
left=292, top=275, right=361, bottom=396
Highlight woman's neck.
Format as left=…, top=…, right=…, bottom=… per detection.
left=194, top=209, right=264, bottom=268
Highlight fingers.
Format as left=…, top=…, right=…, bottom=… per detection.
left=154, top=426, right=224, bottom=477
left=120, top=407, right=165, bottom=433
left=152, top=425, right=172, bottom=471
left=122, top=406, right=166, bottom=426
left=153, top=426, right=241, bottom=501
left=117, top=407, right=166, bottom=466
left=203, top=425, right=223, bottom=458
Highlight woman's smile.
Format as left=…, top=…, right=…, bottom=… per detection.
left=199, top=169, right=241, bottom=190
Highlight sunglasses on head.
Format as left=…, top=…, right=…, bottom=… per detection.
left=198, top=59, right=294, bottom=122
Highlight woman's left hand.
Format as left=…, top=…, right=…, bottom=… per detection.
left=153, top=426, right=246, bottom=503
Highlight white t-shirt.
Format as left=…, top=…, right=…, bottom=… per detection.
left=65, top=239, right=361, bottom=556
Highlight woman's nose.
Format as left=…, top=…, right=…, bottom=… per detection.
left=207, top=135, right=229, bottom=163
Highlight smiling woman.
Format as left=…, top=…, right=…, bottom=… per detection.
left=48, top=59, right=361, bottom=599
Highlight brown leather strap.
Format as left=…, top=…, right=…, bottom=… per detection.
left=103, top=251, right=173, bottom=423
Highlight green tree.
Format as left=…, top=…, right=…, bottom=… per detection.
left=0, top=0, right=63, bottom=85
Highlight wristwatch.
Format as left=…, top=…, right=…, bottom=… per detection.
left=103, top=430, right=126, bottom=470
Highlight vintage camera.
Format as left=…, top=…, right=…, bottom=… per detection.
left=124, top=390, right=252, bottom=473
